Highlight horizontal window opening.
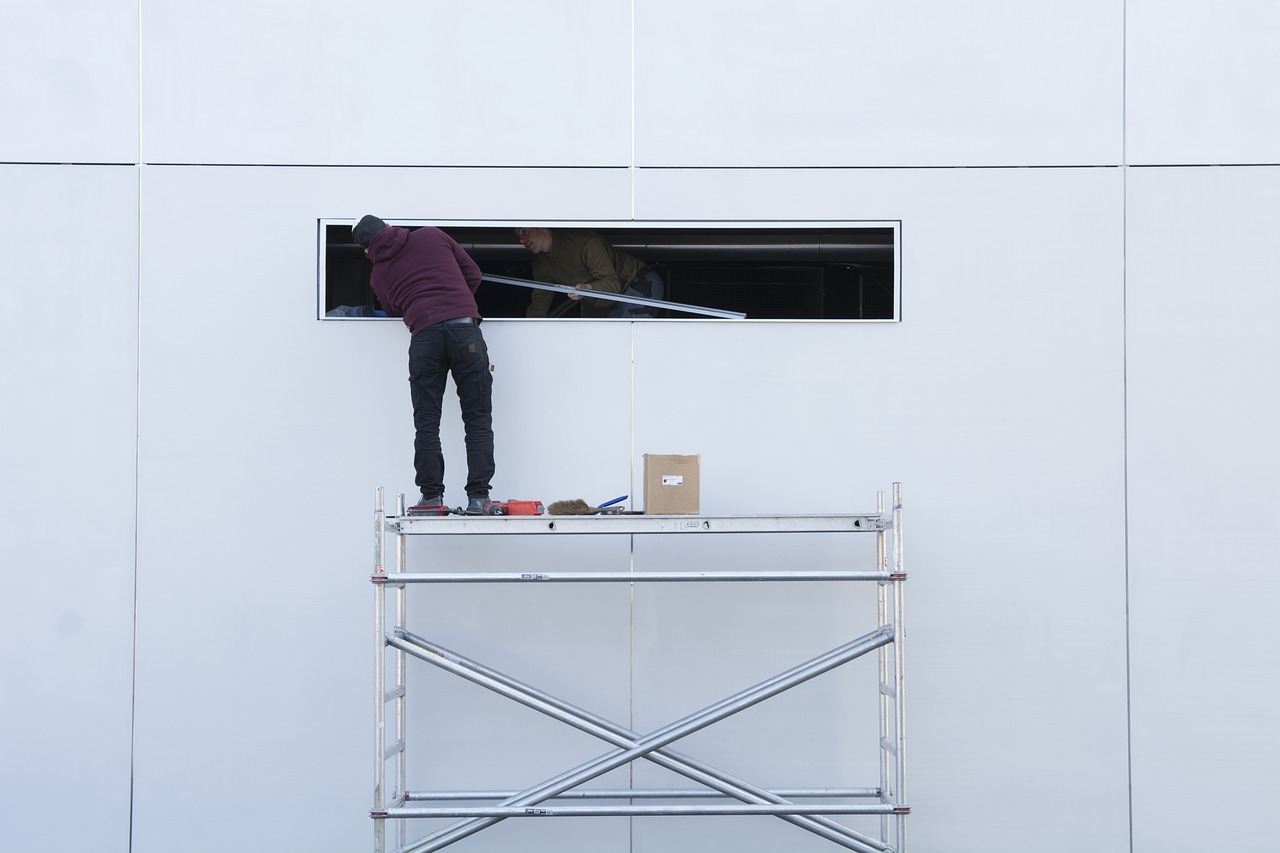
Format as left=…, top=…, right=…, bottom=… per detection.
left=320, top=222, right=899, bottom=321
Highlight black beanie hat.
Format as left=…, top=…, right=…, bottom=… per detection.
left=352, top=215, right=387, bottom=248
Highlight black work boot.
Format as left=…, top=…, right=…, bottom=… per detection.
left=465, top=495, right=490, bottom=516
left=407, top=494, right=448, bottom=516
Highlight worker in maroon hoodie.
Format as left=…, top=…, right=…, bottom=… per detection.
left=353, top=215, right=494, bottom=514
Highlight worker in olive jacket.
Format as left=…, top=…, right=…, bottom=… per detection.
left=515, top=227, right=664, bottom=318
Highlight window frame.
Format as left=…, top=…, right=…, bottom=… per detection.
left=317, top=218, right=902, bottom=322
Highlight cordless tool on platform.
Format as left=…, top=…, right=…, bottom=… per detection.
left=407, top=498, right=545, bottom=516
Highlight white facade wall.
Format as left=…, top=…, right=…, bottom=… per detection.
left=2, top=2, right=1277, bottom=852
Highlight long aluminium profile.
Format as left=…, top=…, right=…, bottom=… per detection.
left=481, top=272, right=746, bottom=319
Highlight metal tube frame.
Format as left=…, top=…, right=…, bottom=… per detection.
left=373, top=489, right=384, bottom=852
left=384, top=570, right=892, bottom=584
left=373, top=490, right=411, bottom=851
left=394, top=494, right=407, bottom=851
left=406, top=787, right=880, bottom=801
left=876, top=490, right=890, bottom=844
left=372, top=484, right=909, bottom=853
left=891, top=484, right=908, bottom=851
left=394, top=632, right=886, bottom=849
left=390, top=628, right=893, bottom=853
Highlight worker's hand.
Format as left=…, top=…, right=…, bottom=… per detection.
left=568, top=283, right=593, bottom=301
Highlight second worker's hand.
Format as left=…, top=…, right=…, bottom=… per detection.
left=568, top=283, right=594, bottom=301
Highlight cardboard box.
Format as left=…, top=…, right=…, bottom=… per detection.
left=643, top=454, right=700, bottom=515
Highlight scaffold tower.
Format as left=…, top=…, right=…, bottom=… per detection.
left=371, top=484, right=909, bottom=853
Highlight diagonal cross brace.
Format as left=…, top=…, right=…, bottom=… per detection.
left=392, top=630, right=888, bottom=853
left=387, top=624, right=894, bottom=853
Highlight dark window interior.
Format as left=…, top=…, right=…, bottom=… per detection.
left=322, top=225, right=896, bottom=320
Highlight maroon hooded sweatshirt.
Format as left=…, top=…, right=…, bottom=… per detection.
left=366, top=226, right=483, bottom=335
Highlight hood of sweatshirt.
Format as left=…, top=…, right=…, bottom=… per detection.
left=367, top=226, right=409, bottom=263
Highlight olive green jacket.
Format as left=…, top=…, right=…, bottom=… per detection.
left=528, top=230, right=645, bottom=317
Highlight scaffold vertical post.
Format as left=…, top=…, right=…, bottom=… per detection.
left=373, top=487, right=386, bottom=853
left=395, top=493, right=408, bottom=850
left=875, top=489, right=890, bottom=844
left=892, top=482, right=907, bottom=851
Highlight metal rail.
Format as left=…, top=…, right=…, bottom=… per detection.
left=387, top=513, right=890, bottom=536
left=406, top=787, right=880, bottom=801
left=388, top=804, right=903, bottom=818
left=378, top=570, right=894, bottom=585
left=481, top=272, right=746, bottom=319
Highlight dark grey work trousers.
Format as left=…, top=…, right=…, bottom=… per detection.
left=407, top=318, right=494, bottom=500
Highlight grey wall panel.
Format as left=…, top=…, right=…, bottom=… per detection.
left=139, top=1, right=633, bottom=167
left=1126, top=165, right=1280, bottom=850
left=0, top=2, right=139, bottom=163
left=1127, top=1, right=1280, bottom=165
left=629, top=532, right=885, bottom=853
left=13, top=3, right=1280, bottom=851
left=631, top=166, right=1130, bottom=852
left=635, top=0, right=1123, bottom=167
left=0, top=165, right=138, bottom=852
left=130, top=166, right=634, bottom=852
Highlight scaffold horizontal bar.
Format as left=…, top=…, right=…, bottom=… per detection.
left=386, top=513, right=889, bottom=536
left=384, top=803, right=902, bottom=818
left=383, top=571, right=893, bottom=585
left=384, top=739, right=404, bottom=759
left=385, top=686, right=405, bottom=702
left=879, top=738, right=897, bottom=757
left=406, top=787, right=881, bottom=801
